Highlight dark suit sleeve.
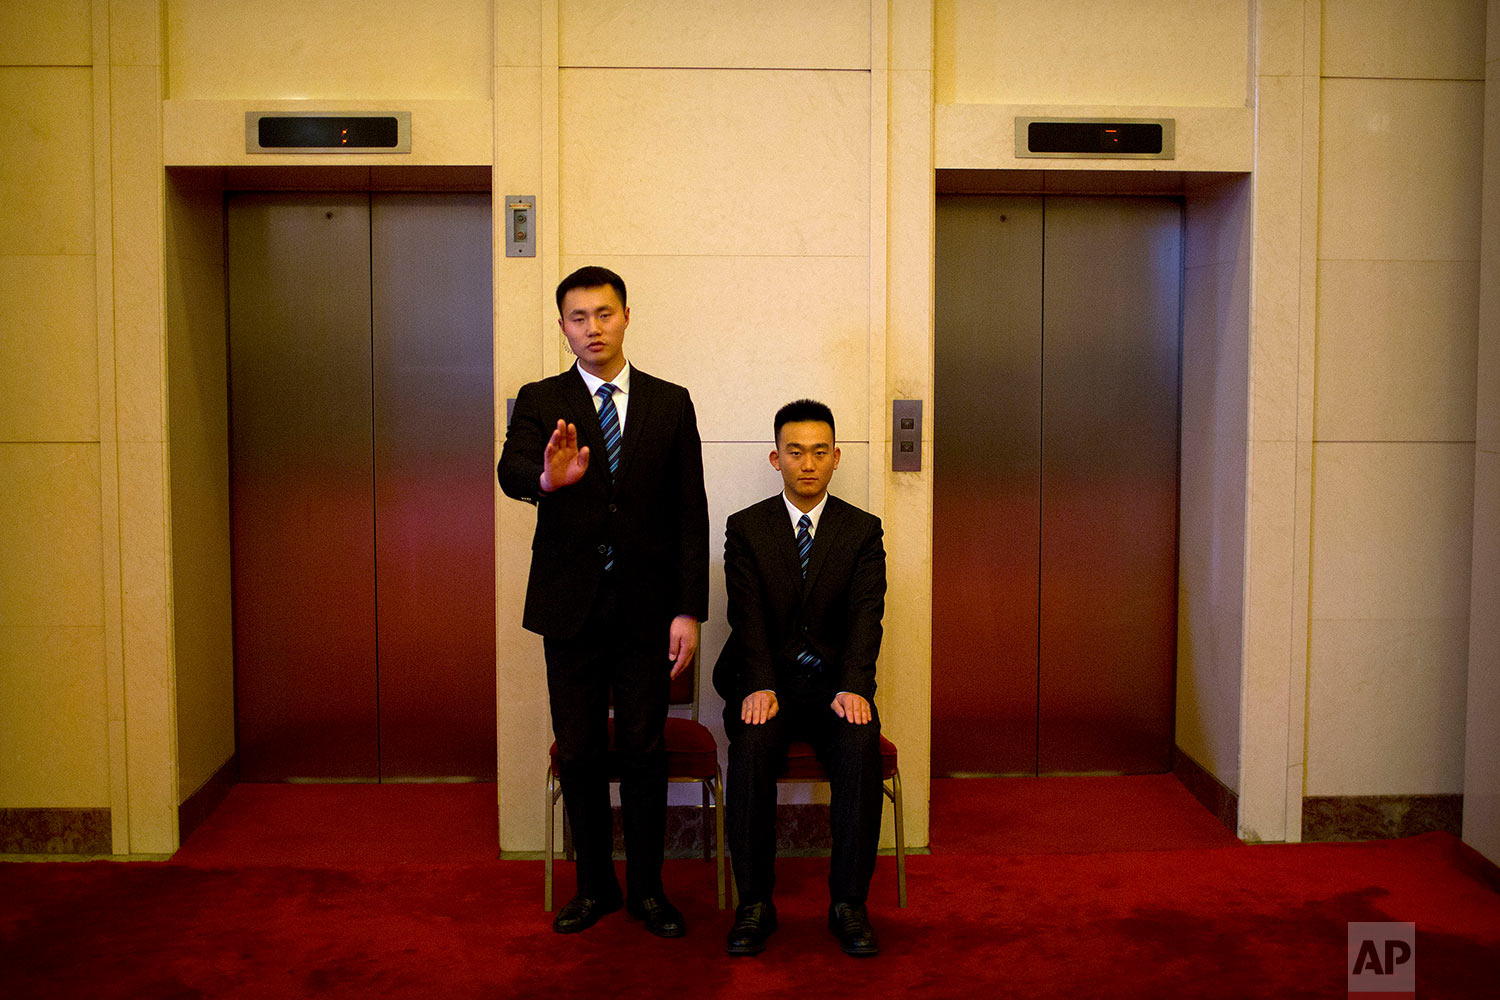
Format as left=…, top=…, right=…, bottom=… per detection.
left=723, top=512, right=778, bottom=694
left=675, top=392, right=710, bottom=621
left=497, top=381, right=546, bottom=503
left=837, top=518, right=886, bottom=700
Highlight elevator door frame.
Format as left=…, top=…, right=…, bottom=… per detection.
left=932, top=193, right=1184, bottom=777
left=227, top=190, right=496, bottom=782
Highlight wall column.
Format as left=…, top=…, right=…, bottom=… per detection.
left=1462, top=0, right=1500, bottom=865
left=102, top=0, right=177, bottom=854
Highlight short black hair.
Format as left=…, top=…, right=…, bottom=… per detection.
left=556, top=265, right=627, bottom=313
left=774, top=399, right=836, bottom=444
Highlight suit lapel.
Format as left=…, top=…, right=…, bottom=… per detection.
left=615, top=367, right=652, bottom=486
left=802, top=496, right=842, bottom=597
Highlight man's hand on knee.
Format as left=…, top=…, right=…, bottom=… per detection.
left=741, top=690, right=779, bottom=725
left=830, top=692, right=871, bottom=725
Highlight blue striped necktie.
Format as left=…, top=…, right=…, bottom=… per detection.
left=794, top=514, right=821, bottom=670
left=596, top=383, right=621, bottom=477
left=597, top=383, right=621, bottom=571
left=796, top=514, right=812, bottom=579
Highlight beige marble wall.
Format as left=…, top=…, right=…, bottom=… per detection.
left=165, top=0, right=492, bottom=100
left=0, top=4, right=110, bottom=812
left=1462, top=0, right=1500, bottom=865
left=1306, top=0, right=1483, bottom=799
left=935, top=0, right=1249, bottom=105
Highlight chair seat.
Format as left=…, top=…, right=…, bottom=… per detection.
left=781, top=735, right=899, bottom=780
left=547, top=717, right=720, bottom=779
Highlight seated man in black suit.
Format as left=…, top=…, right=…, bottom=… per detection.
left=713, top=399, right=887, bottom=957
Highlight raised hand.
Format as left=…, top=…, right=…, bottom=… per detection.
left=539, top=419, right=590, bottom=492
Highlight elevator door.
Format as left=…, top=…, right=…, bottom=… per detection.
left=932, top=194, right=1181, bottom=776
left=228, top=191, right=495, bottom=781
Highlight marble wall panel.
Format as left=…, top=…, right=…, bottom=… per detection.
left=0, top=68, right=94, bottom=256
left=0, top=625, right=109, bottom=808
left=1319, top=78, right=1484, bottom=264
left=1314, top=260, right=1479, bottom=443
left=0, top=444, right=104, bottom=630
left=0, top=0, right=91, bottom=66
left=1309, top=442, right=1475, bottom=622
left=0, top=256, right=99, bottom=442
left=935, top=0, right=1249, bottom=106
left=165, top=0, right=492, bottom=99
left=558, top=69, right=869, bottom=258
left=559, top=0, right=870, bottom=69
left=1322, top=0, right=1487, bottom=80
left=1306, top=617, right=1469, bottom=795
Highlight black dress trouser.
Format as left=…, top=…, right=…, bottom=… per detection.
left=544, top=581, right=670, bottom=902
left=724, top=680, right=883, bottom=906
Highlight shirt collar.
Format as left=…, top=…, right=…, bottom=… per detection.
left=783, top=491, right=829, bottom=535
left=576, top=360, right=630, bottom=398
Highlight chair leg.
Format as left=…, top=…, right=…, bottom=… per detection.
left=713, top=765, right=727, bottom=909
left=888, top=769, right=906, bottom=908
left=701, top=781, right=712, bottom=863
left=545, top=768, right=557, bottom=912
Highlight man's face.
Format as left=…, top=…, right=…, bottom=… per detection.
left=559, top=284, right=629, bottom=379
left=770, top=420, right=840, bottom=510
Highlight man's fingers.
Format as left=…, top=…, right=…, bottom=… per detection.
left=741, top=692, right=777, bottom=725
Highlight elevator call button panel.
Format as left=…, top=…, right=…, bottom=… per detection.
left=506, top=196, right=536, bottom=257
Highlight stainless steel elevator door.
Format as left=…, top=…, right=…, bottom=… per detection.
left=229, top=193, right=379, bottom=780
left=933, top=194, right=1182, bottom=776
left=933, top=196, right=1044, bottom=774
left=370, top=193, right=496, bottom=779
left=228, top=192, right=496, bottom=782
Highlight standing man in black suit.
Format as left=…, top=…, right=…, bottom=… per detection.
left=498, top=266, right=709, bottom=938
left=714, top=399, right=887, bottom=957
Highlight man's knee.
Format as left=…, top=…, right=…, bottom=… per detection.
left=826, top=718, right=882, bottom=779
left=727, top=718, right=787, bottom=776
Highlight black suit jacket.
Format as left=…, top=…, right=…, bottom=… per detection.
left=713, top=493, right=885, bottom=703
left=497, top=364, right=709, bottom=640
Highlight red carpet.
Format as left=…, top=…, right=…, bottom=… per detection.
left=3, top=780, right=1499, bottom=999
left=930, top=774, right=1243, bottom=854
left=171, top=782, right=499, bottom=866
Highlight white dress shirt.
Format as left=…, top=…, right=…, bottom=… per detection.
left=576, top=360, right=631, bottom=433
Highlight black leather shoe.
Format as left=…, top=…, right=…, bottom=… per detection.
left=726, top=900, right=778, bottom=956
left=828, top=901, right=878, bottom=956
left=627, top=894, right=686, bottom=938
left=552, top=893, right=622, bottom=934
